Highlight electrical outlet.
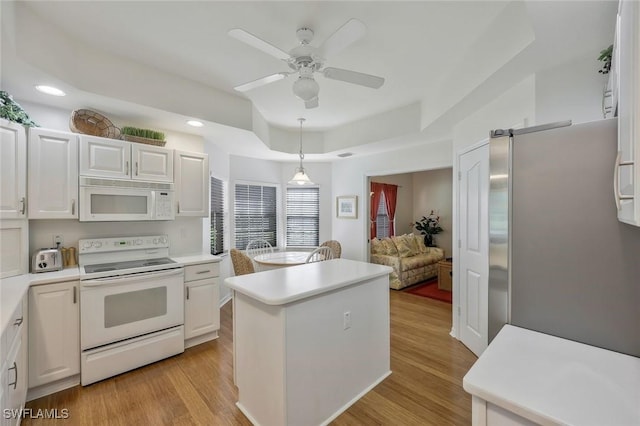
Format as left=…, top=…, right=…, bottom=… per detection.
left=53, top=234, right=64, bottom=246
left=343, top=311, right=351, bottom=330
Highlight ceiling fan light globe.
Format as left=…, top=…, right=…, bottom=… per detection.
left=293, top=76, right=319, bottom=101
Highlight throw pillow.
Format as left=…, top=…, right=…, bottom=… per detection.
left=381, top=238, right=399, bottom=256
left=407, top=234, right=422, bottom=255
left=415, top=235, right=430, bottom=253
left=370, top=238, right=383, bottom=255
left=391, top=235, right=413, bottom=258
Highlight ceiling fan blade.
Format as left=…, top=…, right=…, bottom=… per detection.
left=234, top=72, right=289, bottom=92
left=228, top=28, right=290, bottom=61
left=320, top=18, right=366, bottom=57
left=322, top=67, right=384, bottom=89
left=305, top=97, right=319, bottom=109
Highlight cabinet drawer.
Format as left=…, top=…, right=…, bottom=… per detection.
left=184, top=262, right=219, bottom=282
left=2, top=298, right=25, bottom=363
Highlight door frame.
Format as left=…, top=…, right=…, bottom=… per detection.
left=453, top=138, right=488, bottom=340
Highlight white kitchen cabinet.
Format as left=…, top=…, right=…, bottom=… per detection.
left=616, top=0, right=640, bottom=225
left=79, top=135, right=173, bottom=182
left=0, top=220, right=28, bottom=278
left=184, top=262, right=220, bottom=347
left=28, top=128, right=79, bottom=219
left=174, top=150, right=209, bottom=217
left=28, top=281, right=80, bottom=390
left=0, top=119, right=27, bottom=219
left=1, top=294, right=27, bottom=426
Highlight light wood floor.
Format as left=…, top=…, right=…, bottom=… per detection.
left=24, top=291, right=477, bottom=425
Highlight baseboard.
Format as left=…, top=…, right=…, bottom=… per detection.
left=320, top=370, right=393, bottom=426
left=219, top=293, right=232, bottom=307
left=236, top=402, right=261, bottom=426
left=185, top=330, right=219, bottom=349
left=27, top=375, right=80, bottom=401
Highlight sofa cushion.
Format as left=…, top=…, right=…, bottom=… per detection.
left=380, top=238, right=398, bottom=256
left=407, top=234, right=423, bottom=254
left=370, top=238, right=384, bottom=255
left=391, top=235, right=414, bottom=258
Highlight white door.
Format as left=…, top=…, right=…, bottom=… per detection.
left=29, top=281, right=80, bottom=388
left=0, top=119, right=27, bottom=219
left=132, top=144, right=173, bottom=182
left=458, top=143, right=489, bottom=356
left=174, top=150, right=209, bottom=217
left=79, top=136, right=131, bottom=179
left=28, top=128, right=79, bottom=218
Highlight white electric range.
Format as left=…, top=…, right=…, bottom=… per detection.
left=78, top=235, right=184, bottom=386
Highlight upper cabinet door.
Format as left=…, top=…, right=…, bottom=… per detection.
left=0, top=119, right=27, bottom=218
left=28, top=128, right=79, bottom=219
left=132, top=144, right=173, bottom=182
left=616, top=0, right=640, bottom=225
left=79, top=135, right=131, bottom=179
left=174, top=150, right=209, bottom=217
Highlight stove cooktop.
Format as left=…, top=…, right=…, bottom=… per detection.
left=83, top=257, right=176, bottom=274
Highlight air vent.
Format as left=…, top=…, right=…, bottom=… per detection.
left=337, top=152, right=353, bottom=158
left=80, top=177, right=174, bottom=190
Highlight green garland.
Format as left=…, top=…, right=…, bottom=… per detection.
left=0, top=91, right=39, bottom=127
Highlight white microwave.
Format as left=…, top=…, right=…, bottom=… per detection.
left=79, top=177, right=174, bottom=222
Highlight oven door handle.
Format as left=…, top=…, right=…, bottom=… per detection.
left=81, top=268, right=184, bottom=287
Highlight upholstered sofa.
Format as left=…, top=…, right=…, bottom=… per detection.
left=370, top=234, right=445, bottom=290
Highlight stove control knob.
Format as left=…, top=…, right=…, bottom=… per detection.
left=94, top=241, right=102, bottom=248
left=83, top=241, right=92, bottom=249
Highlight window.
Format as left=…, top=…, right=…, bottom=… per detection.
left=286, top=187, right=319, bottom=247
left=234, top=183, right=277, bottom=250
left=210, top=176, right=226, bottom=255
left=376, top=193, right=390, bottom=238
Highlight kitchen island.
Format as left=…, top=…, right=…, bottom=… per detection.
left=225, top=258, right=392, bottom=426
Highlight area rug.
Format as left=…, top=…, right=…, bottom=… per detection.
left=403, top=279, right=452, bottom=304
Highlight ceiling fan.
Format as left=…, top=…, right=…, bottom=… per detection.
left=228, top=18, right=385, bottom=109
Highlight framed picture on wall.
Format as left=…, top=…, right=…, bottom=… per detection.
left=336, top=195, right=358, bottom=219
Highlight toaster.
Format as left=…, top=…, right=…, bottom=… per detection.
left=32, top=248, right=64, bottom=273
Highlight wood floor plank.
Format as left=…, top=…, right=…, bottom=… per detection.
left=23, top=290, right=476, bottom=425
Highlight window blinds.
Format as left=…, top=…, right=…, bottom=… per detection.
left=286, top=187, right=319, bottom=247
left=210, top=177, right=225, bottom=255
left=376, top=193, right=390, bottom=238
left=234, top=184, right=277, bottom=250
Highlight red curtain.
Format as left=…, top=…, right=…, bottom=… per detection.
left=370, top=182, right=384, bottom=239
left=382, top=184, right=398, bottom=236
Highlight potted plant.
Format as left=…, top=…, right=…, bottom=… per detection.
left=414, top=210, right=443, bottom=247
left=598, top=44, right=613, bottom=75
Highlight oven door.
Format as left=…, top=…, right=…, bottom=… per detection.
left=80, top=268, right=184, bottom=350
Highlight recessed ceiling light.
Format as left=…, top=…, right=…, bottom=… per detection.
left=35, top=85, right=66, bottom=96
left=187, top=120, right=203, bottom=127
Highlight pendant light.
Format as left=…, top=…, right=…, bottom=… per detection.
left=288, top=117, right=314, bottom=185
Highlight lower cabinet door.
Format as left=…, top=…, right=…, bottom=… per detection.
left=29, top=281, right=80, bottom=388
left=184, top=278, right=220, bottom=339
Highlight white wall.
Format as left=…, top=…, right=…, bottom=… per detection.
left=413, top=168, right=453, bottom=257
left=332, top=138, right=453, bottom=261
left=535, top=52, right=608, bottom=125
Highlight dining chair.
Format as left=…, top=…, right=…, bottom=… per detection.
left=305, top=246, right=335, bottom=263
left=245, top=239, right=274, bottom=270
left=319, top=240, right=342, bottom=258
left=231, top=249, right=255, bottom=276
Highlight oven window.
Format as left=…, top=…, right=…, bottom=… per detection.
left=104, top=287, right=167, bottom=328
left=91, top=194, right=148, bottom=214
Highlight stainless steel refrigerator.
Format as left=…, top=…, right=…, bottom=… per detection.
left=488, top=118, right=640, bottom=357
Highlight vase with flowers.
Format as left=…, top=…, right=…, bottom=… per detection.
left=414, top=210, right=443, bottom=247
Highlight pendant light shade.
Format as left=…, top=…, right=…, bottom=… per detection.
left=288, top=118, right=314, bottom=186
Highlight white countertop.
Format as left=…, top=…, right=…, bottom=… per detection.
left=463, top=325, right=640, bottom=426
left=225, top=258, right=392, bottom=305
left=1, top=253, right=220, bottom=333
left=172, top=253, right=221, bottom=266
